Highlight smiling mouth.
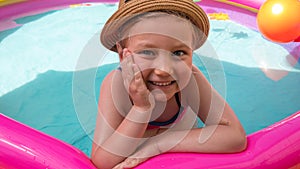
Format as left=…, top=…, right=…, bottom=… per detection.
left=149, top=81, right=176, bottom=86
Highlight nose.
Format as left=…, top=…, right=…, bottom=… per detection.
left=153, top=52, right=174, bottom=76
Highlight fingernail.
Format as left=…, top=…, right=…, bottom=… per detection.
left=123, top=48, right=128, bottom=56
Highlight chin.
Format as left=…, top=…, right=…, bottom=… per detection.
left=152, top=92, right=175, bottom=102
left=152, top=93, right=167, bottom=102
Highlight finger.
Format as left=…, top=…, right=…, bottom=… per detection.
left=121, top=49, right=135, bottom=91
left=121, top=49, right=134, bottom=74
left=123, top=157, right=148, bottom=168
left=133, top=64, right=143, bottom=83
left=112, top=163, right=123, bottom=169
left=123, top=49, right=134, bottom=70
left=133, top=64, right=149, bottom=92
left=121, top=61, right=131, bottom=92
left=122, top=158, right=140, bottom=168
left=120, top=59, right=130, bottom=80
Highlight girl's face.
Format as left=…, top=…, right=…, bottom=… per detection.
left=119, top=15, right=194, bottom=101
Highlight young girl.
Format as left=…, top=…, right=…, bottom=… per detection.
left=91, top=0, right=247, bottom=168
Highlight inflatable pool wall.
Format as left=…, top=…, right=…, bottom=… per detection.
left=0, top=0, right=267, bottom=21
left=136, top=111, right=300, bottom=168
left=1, top=0, right=300, bottom=168
left=0, top=114, right=97, bottom=169
left=1, top=111, right=300, bottom=169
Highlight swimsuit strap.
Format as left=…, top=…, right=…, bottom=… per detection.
left=175, top=92, right=181, bottom=108
left=148, top=93, right=181, bottom=126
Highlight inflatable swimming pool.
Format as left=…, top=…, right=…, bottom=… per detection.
left=0, top=0, right=299, bottom=168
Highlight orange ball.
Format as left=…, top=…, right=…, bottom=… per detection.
left=257, top=0, right=300, bottom=43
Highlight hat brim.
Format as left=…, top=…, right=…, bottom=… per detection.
left=101, top=0, right=210, bottom=52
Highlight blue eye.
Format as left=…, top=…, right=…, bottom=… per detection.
left=137, top=50, right=156, bottom=56
left=172, top=50, right=185, bottom=57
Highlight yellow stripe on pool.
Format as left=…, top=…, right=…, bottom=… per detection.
left=0, top=0, right=27, bottom=7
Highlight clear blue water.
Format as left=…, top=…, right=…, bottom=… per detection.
left=0, top=3, right=299, bottom=156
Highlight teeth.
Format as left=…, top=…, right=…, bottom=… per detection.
left=152, top=81, right=172, bottom=86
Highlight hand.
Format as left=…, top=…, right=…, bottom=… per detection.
left=112, top=156, right=148, bottom=169
left=112, top=138, right=161, bottom=169
left=121, top=49, right=154, bottom=111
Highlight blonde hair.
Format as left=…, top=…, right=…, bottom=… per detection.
left=118, top=11, right=200, bottom=49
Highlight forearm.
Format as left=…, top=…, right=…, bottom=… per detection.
left=156, top=124, right=247, bottom=154
left=91, top=106, right=152, bottom=169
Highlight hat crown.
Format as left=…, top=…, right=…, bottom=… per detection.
left=118, top=0, right=194, bottom=9
left=103, top=0, right=210, bottom=52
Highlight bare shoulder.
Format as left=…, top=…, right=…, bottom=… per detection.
left=191, top=64, right=208, bottom=81
left=190, top=64, right=212, bottom=97
left=98, top=70, right=120, bottom=111
left=100, top=70, right=124, bottom=97
left=101, top=70, right=119, bottom=88
left=99, top=69, right=131, bottom=116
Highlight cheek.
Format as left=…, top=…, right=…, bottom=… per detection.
left=133, top=57, right=153, bottom=72
left=140, top=69, right=152, bottom=81
left=174, top=61, right=192, bottom=89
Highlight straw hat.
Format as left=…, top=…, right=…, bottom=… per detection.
left=101, top=0, right=210, bottom=52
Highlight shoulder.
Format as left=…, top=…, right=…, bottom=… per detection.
left=99, top=69, right=124, bottom=103
left=102, top=70, right=120, bottom=84
left=191, top=64, right=207, bottom=81
left=182, top=64, right=213, bottom=115
left=101, top=70, right=122, bottom=91
left=99, top=69, right=131, bottom=113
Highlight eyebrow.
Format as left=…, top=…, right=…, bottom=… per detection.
left=132, top=40, right=192, bottom=50
left=173, top=43, right=192, bottom=49
left=134, top=41, right=157, bottom=48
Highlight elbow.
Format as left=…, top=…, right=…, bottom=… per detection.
left=218, top=123, right=247, bottom=153
left=235, top=135, right=247, bottom=152
left=91, top=157, right=113, bottom=169
left=90, top=148, right=101, bottom=169
left=230, top=129, right=247, bottom=153
left=90, top=155, right=102, bottom=169
left=91, top=148, right=126, bottom=169
left=90, top=150, right=114, bottom=169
